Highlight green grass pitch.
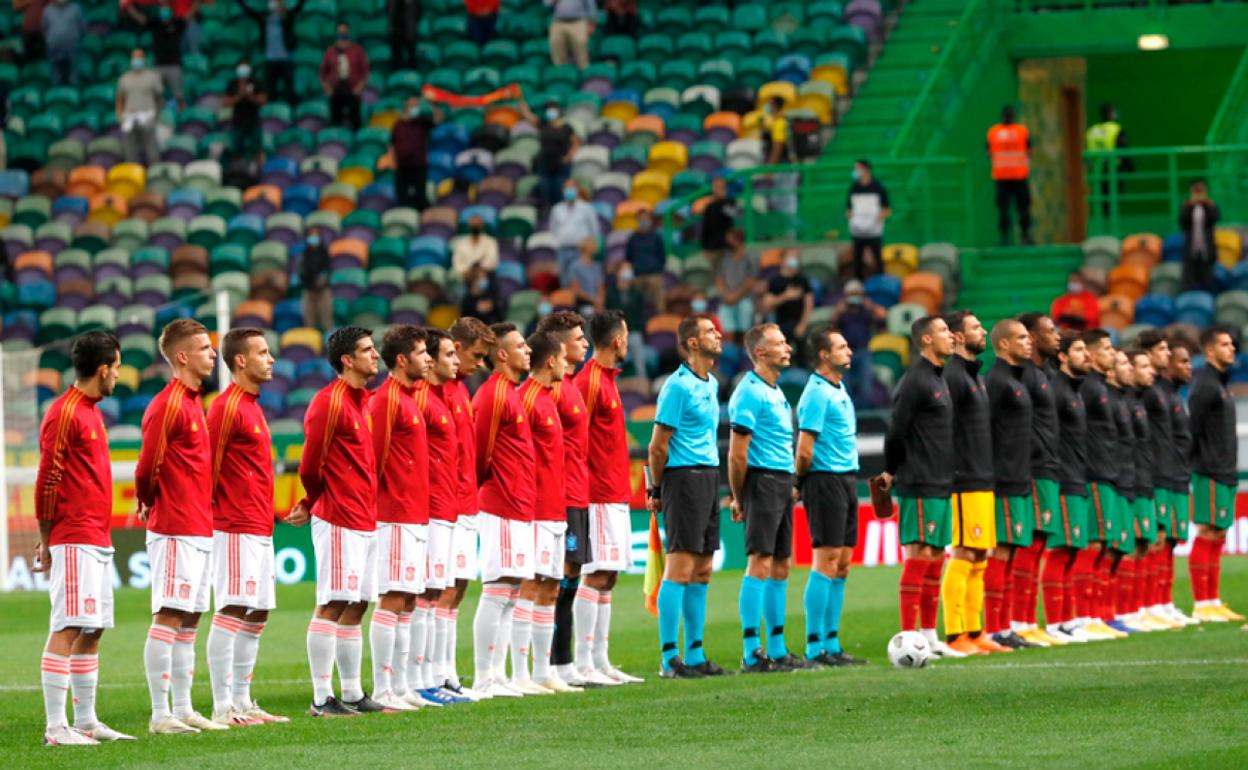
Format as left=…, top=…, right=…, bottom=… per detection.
left=3, top=560, right=1248, bottom=768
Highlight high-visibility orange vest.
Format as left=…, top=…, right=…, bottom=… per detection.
left=987, top=123, right=1030, bottom=180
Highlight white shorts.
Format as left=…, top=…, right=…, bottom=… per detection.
left=212, top=531, right=277, bottom=612
left=479, top=511, right=535, bottom=583
left=312, top=517, right=377, bottom=606
left=48, top=545, right=115, bottom=632
left=451, top=513, right=480, bottom=581
left=425, top=519, right=455, bottom=590
left=377, top=522, right=428, bottom=596
left=534, top=521, right=567, bottom=581
left=585, top=502, right=631, bottom=574
left=148, top=534, right=213, bottom=615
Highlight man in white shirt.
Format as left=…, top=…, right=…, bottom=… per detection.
left=550, top=180, right=600, bottom=277
left=844, top=159, right=892, bottom=281
left=452, top=215, right=500, bottom=281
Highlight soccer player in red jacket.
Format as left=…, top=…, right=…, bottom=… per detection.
left=435, top=317, right=494, bottom=699
left=572, top=310, right=644, bottom=684
left=205, top=328, right=297, bottom=727
left=298, top=326, right=384, bottom=717
left=137, top=319, right=223, bottom=735
left=34, top=332, right=133, bottom=746
left=471, top=322, right=534, bottom=697
left=366, top=326, right=431, bottom=712
left=511, top=330, right=578, bottom=693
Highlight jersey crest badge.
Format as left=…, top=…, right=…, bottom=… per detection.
left=406, top=566, right=416, bottom=581
left=246, top=580, right=256, bottom=596
left=573, top=406, right=581, bottom=414
left=348, top=575, right=359, bottom=590
left=441, top=415, right=448, bottom=424
left=546, top=417, right=554, bottom=425
left=84, top=597, right=97, bottom=614
left=191, top=422, right=199, bottom=432
left=413, top=415, right=420, bottom=425
left=90, top=430, right=97, bottom=440
left=178, top=582, right=191, bottom=599
left=254, top=425, right=261, bottom=434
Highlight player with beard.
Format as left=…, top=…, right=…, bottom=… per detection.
left=1105, top=349, right=1141, bottom=634
left=1155, top=338, right=1197, bottom=624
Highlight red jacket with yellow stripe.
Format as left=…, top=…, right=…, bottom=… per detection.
left=35, top=386, right=112, bottom=547
left=136, top=379, right=213, bottom=538
left=299, top=379, right=377, bottom=531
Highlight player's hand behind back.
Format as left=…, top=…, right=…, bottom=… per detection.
left=285, top=500, right=311, bottom=527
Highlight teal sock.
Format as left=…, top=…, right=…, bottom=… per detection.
left=657, top=580, right=686, bottom=668
left=824, top=577, right=847, bottom=654
left=803, top=571, right=833, bottom=659
left=738, top=576, right=765, bottom=663
left=764, top=578, right=789, bottom=659
left=683, top=582, right=708, bottom=665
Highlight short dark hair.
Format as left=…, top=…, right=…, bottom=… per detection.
left=450, top=316, right=495, bottom=347
left=677, top=314, right=710, bottom=357
left=327, top=326, right=372, bottom=373
left=807, top=324, right=838, bottom=359
left=158, top=318, right=208, bottom=363
left=222, top=327, right=266, bottom=373
left=1168, top=335, right=1195, bottom=356
left=911, top=315, right=940, bottom=342
left=854, top=158, right=871, bottom=170
left=380, top=325, right=426, bottom=370
left=1079, top=328, right=1111, bottom=347
left=1058, top=329, right=1081, bottom=356
left=1100, top=101, right=1114, bottom=121
left=1200, top=324, right=1234, bottom=350
left=527, top=331, right=562, bottom=371
left=942, top=310, right=972, bottom=336
left=743, top=323, right=777, bottom=364
left=489, top=322, right=519, bottom=362
left=1016, top=312, right=1047, bottom=333
left=425, top=328, right=453, bottom=361
left=536, top=310, right=585, bottom=343
left=588, top=310, right=626, bottom=348
left=1124, top=346, right=1148, bottom=364
left=1136, top=328, right=1166, bottom=351
left=71, top=331, right=120, bottom=380
left=769, top=95, right=785, bottom=110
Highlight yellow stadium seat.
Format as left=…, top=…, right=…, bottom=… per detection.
left=741, top=110, right=765, bottom=140
left=602, top=100, right=640, bottom=124
left=105, top=162, right=146, bottom=199
left=630, top=170, right=671, bottom=206
left=88, top=193, right=128, bottom=226
left=796, top=93, right=832, bottom=124
left=280, top=327, right=323, bottom=356
left=337, top=165, right=375, bottom=190
left=368, top=110, right=400, bottom=130
left=756, top=81, right=798, bottom=110
left=883, top=243, right=919, bottom=278
left=648, top=141, right=688, bottom=176
left=427, top=304, right=459, bottom=329
left=868, top=332, right=911, bottom=366
left=613, top=199, right=653, bottom=231
left=1216, top=228, right=1244, bottom=269
left=811, top=64, right=849, bottom=96
left=116, top=364, right=141, bottom=394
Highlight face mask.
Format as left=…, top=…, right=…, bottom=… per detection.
left=852, top=168, right=863, bottom=182
left=785, top=257, right=800, bottom=271
left=159, top=7, right=172, bottom=20
left=637, top=217, right=652, bottom=231
left=237, top=64, right=251, bottom=78
left=131, top=57, right=145, bottom=70
left=848, top=294, right=864, bottom=306
left=618, top=269, right=634, bottom=282
left=475, top=277, right=489, bottom=291
left=307, top=234, right=321, bottom=246
left=408, top=105, right=421, bottom=118
left=563, top=188, right=578, bottom=202
left=1068, top=281, right=1083, bottom=294
left=337, top=31, right=349, bottom=42
left=545, top=108, right=559, bottom=121
left=537, top=301, right=554, bottom=316
left=691, top=298, right=709, bottom=313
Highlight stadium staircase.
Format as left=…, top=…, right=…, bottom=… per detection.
left=955, top=245, right=1084, bottom=329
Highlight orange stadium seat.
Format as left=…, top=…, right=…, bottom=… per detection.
left=900, top=272, right=944, bottom=315
left=1120, top=233, right=1161, bottom=267
left=1099, top=294, right=1135, bottom=329
left=1107, top=263, right=1149, bottom=301
left=66, top=166, right=106, bottom=198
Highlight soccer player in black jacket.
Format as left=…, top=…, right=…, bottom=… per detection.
left=1156, top=338, right=1197, bottom=623
left=1106, top=349, right=1141, bottom=634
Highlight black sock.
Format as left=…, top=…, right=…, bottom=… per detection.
left=553, top=577, right=579, bottom=665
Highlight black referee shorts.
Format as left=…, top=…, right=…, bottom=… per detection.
left=803, top=472, right=858, bottom=548
left=564, top=506, right=592, bottom=565
left=661, top=466, right=720, bottom=555
left=743, top=469, right=794, bottom=559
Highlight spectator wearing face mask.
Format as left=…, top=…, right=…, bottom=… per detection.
left=452, top=214, right=499, bottom=280
left=460, top=264, right=504, bottom=325
left=845, top=159, right=891, bottom=280
left=715, top=228, right=758, bottom=345
left=625, top=210, right=666, bottom=313
left=830, top=279, right=885, bottom=407
left=763, top=250, right=813, bottom=362
left=301, top=228, right=333, bottom=330
left=567, top=237, right=605, bottom=316
left=1049, top=271, right=1101, bottom=332
left=520, top=97, right=579, bottom=209
left=701, top=175, right=739, bottom=270
left=239, top=0, right=307, bottom=103
left=15, top=0, right=48, bottom=64
left=1180, top=179, right=1221, bottom=293
left=146, top=1, right=186, bottom=110
left=545, top=0, right=595, bottom=69
left=388, top=0, right=421, bottom=70
left=550, top=180, right=599, bottom=276
left=224, top=58, right=268, bottom=165
left=116, top=48, right=163, bottom=166
left=42, top=0, right=85, bottom=87
left=390, top=94, right=442, bottom=210
left=609, top=262, right=648, bottom=376
left=319, top=23, right=369, bottom=130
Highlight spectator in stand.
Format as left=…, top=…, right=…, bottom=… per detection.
left=465, top=0, right=500, bottom=46
left=0, top=85, right=7, bottom=170
left=116, top=49, right=163, bottom=166
left=390, top=95, right=441, bottom=211
left=319, top=23, right=369, bottom=131
left=42, top=0, right=84, bottom=86
left=178, top=0, right=203, bottom=56
left=830, top=279, right=885, bottom=407
left=239, top=0, right=306, bottom=103
left=460, top=264, right=504, bottom=325
left=603, top=0, right=638, bottom=37
left=14, top=0, right=48, bottom=64
left=845, top=159, right=891, bottom=280
left=1180, top=179, right=1220, bottom=293
left=545, top=0, right=595, bottom=70
left=608, top=261, right=648, bottom=379
left=625, top=210, right=667, bottom=313
left=1049, top=271, right=1101, bottom=331
left=763, top=250, right=814, bottom=363
left=388, top=0, right=421, bottom=71
left=224, top=59, right=267, bottom=166
left=550, top=179, right=600, bottom=276
left=715, top=228, right=758, bottom=345
left=300, top=228, right=332, bottom=330
left=120, top=0, right=158, bottom=31
left=145, top=3, right=186, bottom=111
left=518, top=97, right=579, bottom=211
left=701, top=176, right=739, bottom=270
left=452, top=215, right=500, bottom=280
left=568, top=238, right=605, bottom=316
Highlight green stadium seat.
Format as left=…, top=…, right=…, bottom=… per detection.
left=189, top=215, right=227, bottom=250
left=597, top=35, right=636, bottom=63
left=211, top=271, right=250, bottom=306
left=655, top=7, right=694, bottom=35
left=637, top=34, right=673, bottom=65
left=698, top=60, right=736, bottom=92
left=78, top=304, right=117, bottom=334
left=120, top=334, right=156, bottom=372
left=381, top=208, right=420, bottom=238
left=210, top=243, right=250, bottom=275
left=38, top=308, right=76, bottom=345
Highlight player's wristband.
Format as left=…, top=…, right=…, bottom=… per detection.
left=648, top=486, right=661, bottom=500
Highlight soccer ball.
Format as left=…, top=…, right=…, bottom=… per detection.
left=887, top=631, right=931, bottom=669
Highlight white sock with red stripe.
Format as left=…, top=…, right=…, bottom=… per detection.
left=424, top=607, right=441, bottom=688
left=336, top=624, right=364, bottom=702
left=207, top=614, right=239, bottom=714
left=473, top=583, right=511, bottom=684
left=410, top=601, right=432, bottom=690
left=446, top=608, right=461, bottom=688
left=370, top=609, right=398, bottom=696
left=592, top=591, right=613, bottom=671
left=171, top=627, right=198, bottom=719
left=573, top=586, right=600, bottom=671
left=510, top=599, right=534, bottom=683
left=531, top=604, right=556, bottom=681
left=145, top=624, right=176, bottom=719
left=433, top=608, right=451, bottom=686
left=69, top=654, right=99, bottom=728
left=232, top=620, right=264, bottom=710
left=40, top=652, right=70, bottom=730
left=490, top=586, right=518, bottom=677
left=392, top=612, right=412, bottom=696
left=306, top=618, right=337, bottom=705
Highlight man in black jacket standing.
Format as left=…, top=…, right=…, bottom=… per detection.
left=1156, top=338, right=1196, bottom=624
left=240, top=0, right=307, bottom=103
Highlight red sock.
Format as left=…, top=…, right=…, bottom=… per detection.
left=920, top=556, right=944, bottom=630
left=1010, top=544, right=1038, bottom=626
left=984, top=555, right=1009, bottom=634
left=899, top=558, right=926, bottom=631
left=1072, top=548, right=1097, bottom=619
left=1210, top=537, right=1224, bottom=601
left=1041, top=549, right=1068, bottom=625
left=1026, top=540, right=1046, bottom=624
left=1095, top=549, right=1115, bottom=621
left=1150, top=549, right=1165, bottom=607
left=1188, top=536, right=1211, bottom=602
left=1134, top=553, right=1150, bottom=612
left=1162, top=545, right=1176, bottom=605
left=1114, top=557, right=1136, bottom=617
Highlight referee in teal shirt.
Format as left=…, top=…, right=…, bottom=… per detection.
left=648, top=315, right=726, bottom=679
left=795, top=326, right=867, bottom=666
left=728, top=323, right=817, bottom=673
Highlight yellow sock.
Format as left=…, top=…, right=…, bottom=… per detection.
left=964, top=560, right=987, bottom=634
left=942, top=558, right=972, bottom=636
